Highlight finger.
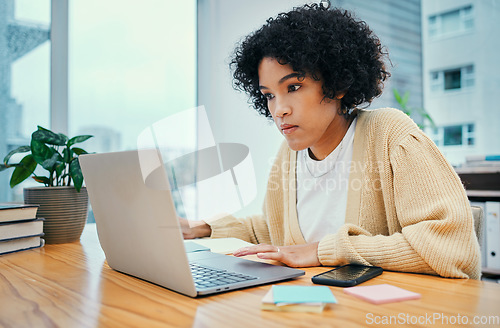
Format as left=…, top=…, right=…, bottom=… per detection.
left=233, top=246, right=262, bottom=256
left=256, top=251, right=282, bottom=261
left=233, top=244, right=277, bottom=257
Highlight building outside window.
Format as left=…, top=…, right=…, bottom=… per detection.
left=430, top=65, right=474, bottom=92
left=431, top=123, right=475, bottom=148
left=429, top=5, right=473, bottom=38
left=424, top=0, right=499, bottom=166
left=0, top=0, right=50, bottom=202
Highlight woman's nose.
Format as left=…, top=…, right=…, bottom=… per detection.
left=273, top=98, right=291, bottom=118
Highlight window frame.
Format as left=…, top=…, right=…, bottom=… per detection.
left=50, top=0, right=69, bottom=134
left=430, top=64, right=475, bottom=93
left=430, top=123, right=476, bottom=148
left=428, top=4, right=474, bottom=40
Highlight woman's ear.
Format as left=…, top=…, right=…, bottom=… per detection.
left=335, top=91, right=346, bottom=99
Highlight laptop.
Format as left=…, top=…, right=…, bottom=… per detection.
left=79, top=148, right=304, bottom=297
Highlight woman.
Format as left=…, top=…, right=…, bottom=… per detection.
left=182, top=3, right=480, bottom=279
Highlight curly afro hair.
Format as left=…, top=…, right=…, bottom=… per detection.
left=230, top=3, right=390, bottom=119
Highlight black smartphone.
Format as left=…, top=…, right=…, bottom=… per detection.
left=311, top=264, right=383, bottom=287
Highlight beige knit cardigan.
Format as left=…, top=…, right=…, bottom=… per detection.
left=209, top=108, right=481, bottom=279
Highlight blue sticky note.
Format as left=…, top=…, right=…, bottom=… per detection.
left=272, top=285, right=337, bottom=304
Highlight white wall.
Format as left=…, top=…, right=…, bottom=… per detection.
left=197, top=0, right=307, bottom=218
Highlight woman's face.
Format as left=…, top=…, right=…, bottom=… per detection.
left=258, top=57, right=347, bottom=160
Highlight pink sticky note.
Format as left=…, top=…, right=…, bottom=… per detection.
left=344, top=284, right=421, bottom=304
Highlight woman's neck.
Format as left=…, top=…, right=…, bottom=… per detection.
left=309, top=114, right=353, bottom=161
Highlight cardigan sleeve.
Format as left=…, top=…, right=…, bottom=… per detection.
left=318, top=129, right=481, bottom=279
left=207, top=142, right=290, bottom=245
left=208, top=213, right=271, bottom=244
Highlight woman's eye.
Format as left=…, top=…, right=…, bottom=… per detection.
left=288, top=85, right=301, bottom=92
left=263, top=93, right=275, bottom=101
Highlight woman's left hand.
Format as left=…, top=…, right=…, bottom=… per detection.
left=232, top=242, right=321, bottom=267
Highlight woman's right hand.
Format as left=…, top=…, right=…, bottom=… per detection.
left=179, top=217, right=212, bottom=239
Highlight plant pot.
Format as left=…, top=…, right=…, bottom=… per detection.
left=23, top=186, right=89, bottom=244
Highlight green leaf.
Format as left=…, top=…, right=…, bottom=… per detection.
left=55, top=160, right=65, bottom=177
left=41, top=152, right=63, bottom=172
left=415, top=107, right=437, bottom=129
left=32, top=129, right=66, bottom=146
left=393, top=88, right=402, bottom=103
left=10, top=155, right=37, bottom=188
left=68, top=135, right=93, bottom=148
left=69, top=159, right=84, bottom=192
left=0, top=164, right=11, bottom=172
left=58, top=133, right=69, bottom=143
left=3, top=146, right=31, bottom=165
left=31, top=139, right=55, bottom=165
left=425, top=114, right=436, bottom=129
left=37, top=125, right=49, bottom=131
left=33, top=176, right=51, bottom=185
left=393, top=88, right=408, bottom=112
left=63, top=147, right=73, bottom=163
left=0, top=163, right=21, bottom=171
left=72, top=147, right=89, bottom=156
left=402, top=91, right=410, bottom=106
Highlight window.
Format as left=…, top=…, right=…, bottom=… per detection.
left=431, top=123, right=475, bottom=147
left=430, top=65, right=474, bottom=92
left=0, top=0, right=51, bottom=202
left=69, top=0, right=196, bottom=154
left=429, top=5, right=474, bottom=38
left=430, top=71, right=442, bottom=92
left=444, top=69, right=461, bottom=90
left=444, top=125, right=463, bottom=146
left=467, top=123, right=475, bottom=145
left=441, top=9, right=461, bottom=35
left=68, top=0, right=197, bottom=221
left=1, top=0, right=197, bottom=211
left=462, top=65, right=475, bottom=88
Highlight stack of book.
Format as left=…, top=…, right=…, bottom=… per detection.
left=0, top=204, right=45, bottom=255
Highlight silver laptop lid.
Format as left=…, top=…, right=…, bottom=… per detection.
left=80, top=149, right=198, bottom=297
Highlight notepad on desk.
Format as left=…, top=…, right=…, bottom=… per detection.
left=261, top=285, right=337, bottom=313
left=184, top=238, right=254, bottom=254
left=343, top=284, right=421, bottom=304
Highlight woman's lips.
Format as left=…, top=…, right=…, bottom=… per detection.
left=280, top=123, right=298, bottom=135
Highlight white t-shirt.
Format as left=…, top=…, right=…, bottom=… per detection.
left=296, top=118, right=357, bottom=243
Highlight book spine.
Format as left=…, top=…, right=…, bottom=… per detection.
left=0, top=237, right=45, bottom=256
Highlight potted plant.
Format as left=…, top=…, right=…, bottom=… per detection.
left=393, top=88, right=436, bottom=131
left=0, top=126, right=93, bottom=244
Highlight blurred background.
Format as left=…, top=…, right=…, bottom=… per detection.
left=1, top=0, right=499, bottom=221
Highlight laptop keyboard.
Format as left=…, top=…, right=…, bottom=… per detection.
left=190, top=263, right=258, bottom=289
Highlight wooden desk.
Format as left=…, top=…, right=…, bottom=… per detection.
left=1, top=225, right=500, bottom=328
